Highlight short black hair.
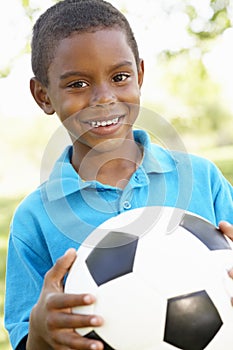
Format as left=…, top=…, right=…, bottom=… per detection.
left=31, top=0, right=140, bottom=86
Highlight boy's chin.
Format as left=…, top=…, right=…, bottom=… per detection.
left=75, top=136, right=130, bottom=155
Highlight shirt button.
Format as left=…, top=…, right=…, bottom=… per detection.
left=123, top=201, right=131, bottom=210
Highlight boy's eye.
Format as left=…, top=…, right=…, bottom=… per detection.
left=67, top=81, right=88, bottom=89
left=113, top=73, right=130, bottom=83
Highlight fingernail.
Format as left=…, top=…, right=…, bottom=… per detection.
left=90, top=316, right=100, bottom=326
left=65, top=248, right=76, bottom=255
left=225, top=222, right=232, bottom=227
left=83, top=294, right=93, bottom=304
left=90, top=344, right=98, bottom=350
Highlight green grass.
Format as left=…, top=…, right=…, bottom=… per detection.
left=0, top=155, right=232, bottom=350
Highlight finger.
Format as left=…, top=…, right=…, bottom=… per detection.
left=47, top=311, right=103, bottom=329
left=45, top=248, right=77, bottom=287
left=219, top=221, right=233, bottom=240
left=46, top=293, right=96, bottom=310
left=55, top=330, right=104, bottom=350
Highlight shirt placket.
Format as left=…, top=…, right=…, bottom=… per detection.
left=118, top=167, right=149, bottom=213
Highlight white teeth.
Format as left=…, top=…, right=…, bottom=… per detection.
left=90, top=117, right=119, bottom=128
left=112, top=118, right=118, bottom=124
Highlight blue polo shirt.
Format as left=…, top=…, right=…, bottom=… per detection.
left=5, top=130, right=233, bottom=349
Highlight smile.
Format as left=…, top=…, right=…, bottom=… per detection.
left=88, top=117, right=120, bottom=128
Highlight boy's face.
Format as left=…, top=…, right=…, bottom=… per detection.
left=31, top=29, right=144, bottom=153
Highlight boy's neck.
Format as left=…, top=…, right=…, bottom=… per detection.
left=71, top=138, right=143, bottom=189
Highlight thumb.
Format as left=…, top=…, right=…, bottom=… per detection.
left=219, top=221, right=233, bottom=240
left=44, top=248, right=77, bottom=290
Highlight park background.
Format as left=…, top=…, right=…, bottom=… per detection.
left=1, top=0, right=233, bottom=348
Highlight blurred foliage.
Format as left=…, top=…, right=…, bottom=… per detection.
left=155, top=0, right=233, bottom=144
left=186, top=0, right=231, bottom=41
left=161, top=0, right=232, bottom=57
left=0, top=68, right=11, bottom=79
left=158, top=51, right=233, bottom=144
left=20, top=0, right=40, bottom=21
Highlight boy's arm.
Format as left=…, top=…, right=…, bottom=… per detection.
left=26, top=249, right=104, bottom=350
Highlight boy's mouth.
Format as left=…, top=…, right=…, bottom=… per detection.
left=88, top=117, right=120, bottom=128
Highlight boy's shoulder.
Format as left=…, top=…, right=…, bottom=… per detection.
left=150, top=142, right=227, bottom=186
left=12, top=184, right=45, bottom=220
left=150, top=142, right=216, bottom=169
left=12, top=145, right=76, bottom=222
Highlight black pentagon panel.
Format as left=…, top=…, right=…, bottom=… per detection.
left=85, top=331, right=115, bottom=350
left=86, top=231, right=138, bottom=286
left=164, top=290, right=223, bottom=350
left=180, top=213, right=232, bottom=251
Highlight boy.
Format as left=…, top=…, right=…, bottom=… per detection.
left=4, top=0, right=233, bottom=349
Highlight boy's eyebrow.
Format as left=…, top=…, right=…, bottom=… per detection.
left=59, top=60, right=133, bottom=80
left=60, top=71, right=85, bottom=80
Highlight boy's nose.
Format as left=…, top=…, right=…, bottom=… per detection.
left=90, top=83, right=117, bottom=106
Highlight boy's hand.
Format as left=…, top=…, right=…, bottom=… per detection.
left=219, top=221, right=233, bottom=306
left=27, top=248, right=104, bottom=350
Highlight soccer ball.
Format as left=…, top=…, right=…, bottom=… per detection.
left=65, top=206, right=233, bottom=350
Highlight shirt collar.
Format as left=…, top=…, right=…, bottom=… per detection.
left=134, top=129, right=178, bottom=173
left=44, top=130, right=177, bottom=201
left=44, top=147, right=88, bottom=201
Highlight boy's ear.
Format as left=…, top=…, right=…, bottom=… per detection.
left=138, top=59, right=144, bottom=89
left=30, top=78, right=55, bottom=115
